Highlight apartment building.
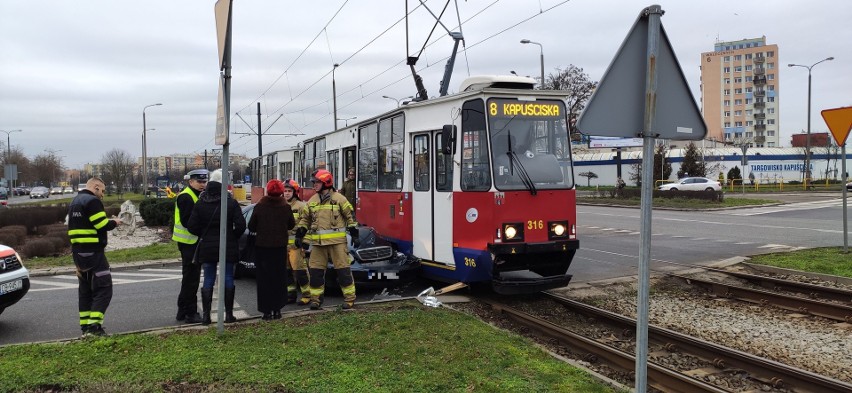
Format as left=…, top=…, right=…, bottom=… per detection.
left=700, top=36, right=779, bottom=147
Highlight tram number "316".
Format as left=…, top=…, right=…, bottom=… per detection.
left=527, top=220, right=544, bottom=230
left=464, top=257, right=477, bottom=267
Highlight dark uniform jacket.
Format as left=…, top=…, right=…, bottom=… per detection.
left=247, top=196, right=295, bottom=248
left=68, top=189, right=117, bottom=252
left=186, top=181, right=246, bottom=264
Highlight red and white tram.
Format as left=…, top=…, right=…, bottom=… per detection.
left=257, top=75, right=579, bottom=294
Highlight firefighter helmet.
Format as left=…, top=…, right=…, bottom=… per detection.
left=283, top=178, right=300, bottom=193
left=311, top=169, right=334, bottom=189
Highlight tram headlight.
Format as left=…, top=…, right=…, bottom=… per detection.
left=502, top=223, right=523, bottom=242
left=549, top=221, right=569, bottom=240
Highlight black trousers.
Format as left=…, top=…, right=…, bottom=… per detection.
left=255, top=246, right=288, bottom=313
left=74, top=251, right=112, bottom=327
left=177, top=243, right=202, bottom=315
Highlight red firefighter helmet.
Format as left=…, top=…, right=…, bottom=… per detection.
left=283, top=178, right=300, bottom=193
left=311, top=169, right=334, bottom=189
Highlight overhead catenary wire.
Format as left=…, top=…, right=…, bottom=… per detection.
left=253, top=1, right=570, bottom=153
left=209, top=1, right=570, bottom=158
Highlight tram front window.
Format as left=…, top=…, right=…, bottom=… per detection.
left=487, top=98, right=574, bottom=191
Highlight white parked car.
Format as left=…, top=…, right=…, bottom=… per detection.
left=658, top=177, right=722, bottom=192
left=0, top=245, right=29, bottom=317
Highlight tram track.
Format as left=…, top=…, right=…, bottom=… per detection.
left=479, top=295, right=852, bottom=393
left=671, top=273, right=852, bottom=323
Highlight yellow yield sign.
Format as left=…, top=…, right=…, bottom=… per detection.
left=821, top=106, right=852, bottom=145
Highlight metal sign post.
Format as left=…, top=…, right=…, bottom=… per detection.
left=576, top=5, right=706, bottom=392
left=214, top=0, right=233, bottom=335
left=821, top=107, right=852, bottom=253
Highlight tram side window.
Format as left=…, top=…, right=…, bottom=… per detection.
left=413, top=135, right=429, bottom=191
left=315, top=138, right=326, bottom=171
left=461, top=99, right=491, bottom=191
left=436, top=133, right=453, bottom=192
left=358, top=123, right=378, bottom=190
left=304, top=141, right=315, bottom=182
left=378, top=115, right=404, bottom=191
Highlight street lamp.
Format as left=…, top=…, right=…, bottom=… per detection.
left=336, top=117, right=357, bottom=127
left=520, top=39, right=545, bottom=88
left=0, top=129, right=22, bottom=191
left=142, top=103, right=162, bottom=196
left=382, top=95, right=414, bottom=107
left=788, top=56, right=834, bottom=184
left=332, top=63, right=339, bottom=131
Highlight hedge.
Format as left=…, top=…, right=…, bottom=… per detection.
left=139, top=198, right=175, bottom=227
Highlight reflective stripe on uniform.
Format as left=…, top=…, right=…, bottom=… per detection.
left=305, top=228, right=346, bottom=241
left=89, top=211, right=109, bottom=230
left=69, top=228, right=100, bottom=244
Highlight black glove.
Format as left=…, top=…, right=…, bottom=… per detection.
left=294, top=227, right=307, bottom=248
left=348, top=227, right=360, bottom=248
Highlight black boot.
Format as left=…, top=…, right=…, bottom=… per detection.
left=201, top=288, right=213, bottom=325
left=184, top=312, right=203, bottom=324
left=224, top=287, right=237, bottom=323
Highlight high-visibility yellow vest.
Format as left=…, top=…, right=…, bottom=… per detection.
left=172, top=187, right=199, bottom=244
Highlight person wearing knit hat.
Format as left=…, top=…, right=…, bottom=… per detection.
left=247, top=179, right=296, bottom=320
left=186, top=168, right=246, bottom=325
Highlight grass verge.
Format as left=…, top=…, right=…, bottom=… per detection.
left=578, top=196, right=779, bottom=209
left=748, top=247, right=852, bottom=278
left=23, top=242, right=179, bottom=269
left=0, top=302, right=615, bottom=393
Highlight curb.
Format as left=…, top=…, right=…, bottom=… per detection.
left=29, top=258, right=181, bottom=277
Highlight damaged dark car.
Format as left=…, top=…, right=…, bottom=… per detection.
left=236, top=204, right=419, bottom=288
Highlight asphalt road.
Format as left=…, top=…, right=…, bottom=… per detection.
left=570, top=192, right=848, bottom=282
left=1, top=265, right=422, bottom=345
left=1, top=192, right=848, bottom=345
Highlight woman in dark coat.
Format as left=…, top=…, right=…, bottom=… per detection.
left=248, top=179, right=295, bottom=320
left=187, top=169, right=246, bottom=325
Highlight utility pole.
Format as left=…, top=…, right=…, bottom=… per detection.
left=204, top=149, right=208, bottom=169
left=256, top=102, right=263, bottom=157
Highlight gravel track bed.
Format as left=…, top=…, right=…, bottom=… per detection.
left=685, top=270, right=852, bottom=307
left=552, top=278, right=852, bottom=383
left=732, top=265, right=852, bottom=291
left=454, top=296, right=787, bottom=392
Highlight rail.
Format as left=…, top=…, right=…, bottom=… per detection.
left=543, top=294, right=852, bottom=393
left=483, top=299, right=729, bottom=393
left=671, top=274, right=852, bottom=322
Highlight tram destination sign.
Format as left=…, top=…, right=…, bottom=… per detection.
left=488, top=98, right=562, bottom=119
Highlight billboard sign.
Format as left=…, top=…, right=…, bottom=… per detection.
left=589, top=137, right=643, bottom=148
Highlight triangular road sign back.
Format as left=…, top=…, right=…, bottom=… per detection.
left=577, top=6, right=706, bottom=141
left=821, top=106, right=852, bottom=146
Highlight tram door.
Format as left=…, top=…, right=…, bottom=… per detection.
left=411, top=132, right=454, bottom=266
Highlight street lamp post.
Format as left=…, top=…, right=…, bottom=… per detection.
left=382, top=95, right=414, bottom=108
left=332, top=63, right=339, bottom=131
left=520, top=39, right=545, bottom=88
left=0, top=129, right=22, bottom=191
left=788, top=57, right=834, bottom=185
left=142, top=103, right=162, bottom=196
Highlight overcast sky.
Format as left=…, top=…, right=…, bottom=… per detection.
left=1, top=0, right=850, bottom=169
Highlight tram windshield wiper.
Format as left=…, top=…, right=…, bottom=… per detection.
left=506, top=131, right=537, bottom=195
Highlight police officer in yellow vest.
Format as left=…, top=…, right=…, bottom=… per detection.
left=294, top=169, right=359, bottom=309
left=172, top=169, right=208, bottom=324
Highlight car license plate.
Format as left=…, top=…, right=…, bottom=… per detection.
left=0, top=279, right=22, bottom=295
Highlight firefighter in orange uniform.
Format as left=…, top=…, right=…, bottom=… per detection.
left=294, top=169, right=359, bottom=309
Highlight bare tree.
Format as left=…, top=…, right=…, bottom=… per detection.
left=31, top=152, right=64, bottom=187
left=1, top=147, right=32, bottom=186
left=101, top=149, right=134, bottom=196
left=542, top=65, right=598, bottom=140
